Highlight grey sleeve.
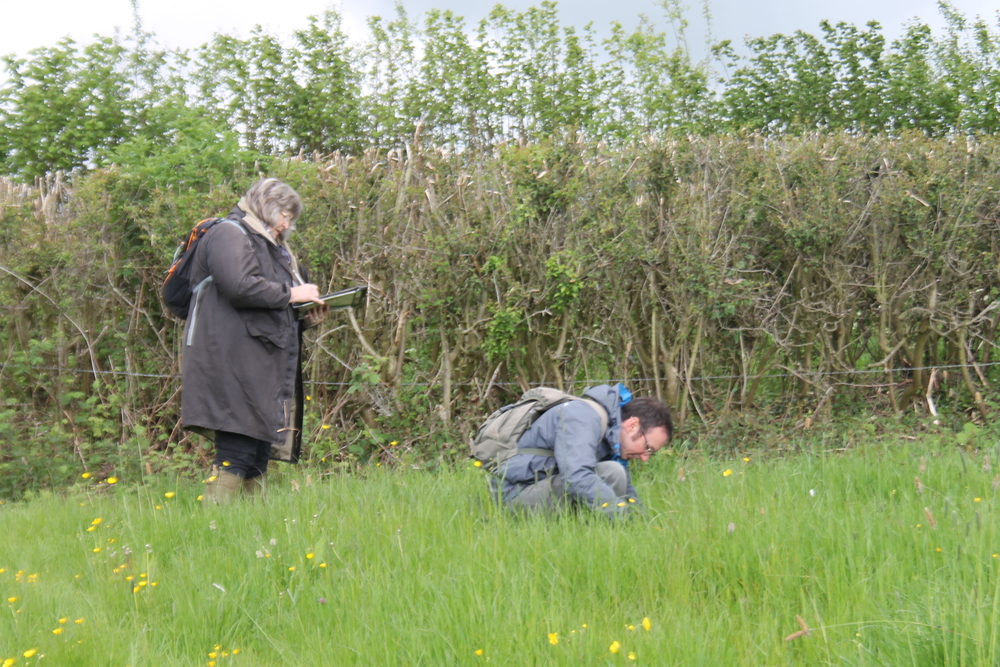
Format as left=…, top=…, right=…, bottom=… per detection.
left=552, top=403, right=625, bottom=518
left=205, top=225, right=290, bottom=309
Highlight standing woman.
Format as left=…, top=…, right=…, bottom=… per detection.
left=181, top=178, right=327, bottom=504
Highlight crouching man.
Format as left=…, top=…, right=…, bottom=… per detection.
left=488, top=384, right=672, bottom=521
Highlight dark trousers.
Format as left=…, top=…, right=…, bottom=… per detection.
left=214, top=431, right=271, bottom=479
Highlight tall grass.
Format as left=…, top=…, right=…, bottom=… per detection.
left=1, top=443, right=998, bottom=666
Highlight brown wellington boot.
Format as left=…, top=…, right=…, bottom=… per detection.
left=202, top=466, right=243, bottom=506
left=242, top=473, right=268, bottom=501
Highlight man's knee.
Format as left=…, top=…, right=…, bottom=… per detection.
left=595, top=461, right=628, bottom=497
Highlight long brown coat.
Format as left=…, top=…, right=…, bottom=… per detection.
left=180, top=207, right=305, bottom=462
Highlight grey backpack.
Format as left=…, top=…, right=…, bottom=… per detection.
left=471, top=387, right=608, bottom=471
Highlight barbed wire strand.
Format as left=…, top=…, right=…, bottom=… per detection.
left=10, top=361, right=999, bottom=389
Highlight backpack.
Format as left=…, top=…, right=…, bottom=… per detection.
left=161, top=218, right=226, bottom=319
left=471, top=387, right=608, bottom=472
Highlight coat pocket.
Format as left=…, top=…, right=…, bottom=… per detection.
left=243, top=310, right=290, bottom=349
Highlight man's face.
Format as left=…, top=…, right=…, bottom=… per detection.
left=618, top=416, right=670, bottom=462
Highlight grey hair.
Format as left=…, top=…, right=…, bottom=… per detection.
left=243, top=178, right=302, bottom=239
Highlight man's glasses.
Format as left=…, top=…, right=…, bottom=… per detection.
left=639, top=430, right=655, bottom=456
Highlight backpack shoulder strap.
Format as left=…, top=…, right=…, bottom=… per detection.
left=580, top=398, right=609, bottom=435
left=216, top=218, right=248, bottom=236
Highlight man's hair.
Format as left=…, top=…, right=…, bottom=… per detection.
left=244, top=178, right=302, bottom=231
left=621, top=397, right=673, bottom=441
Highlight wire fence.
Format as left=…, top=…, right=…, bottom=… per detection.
left=8, top=361, right=998, bottom=389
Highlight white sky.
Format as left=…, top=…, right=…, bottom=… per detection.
left=1, top=0, right=998, bottom=62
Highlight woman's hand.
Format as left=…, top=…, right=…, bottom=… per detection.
left=303, top=303, right=329, bottom=328
left=289, top=283, right=324, bottom=304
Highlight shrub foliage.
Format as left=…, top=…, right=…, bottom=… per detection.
left=5, top=1, right=1000, bottom=497
left=2, top=133, right=1000, bottom=497
left=4, top=2, right=1000, bottom=179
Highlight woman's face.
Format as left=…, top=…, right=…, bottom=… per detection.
left=271, top=210, right=295, bottom=240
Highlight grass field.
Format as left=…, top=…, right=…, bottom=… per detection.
left=1, top=442, right=998, bottom=666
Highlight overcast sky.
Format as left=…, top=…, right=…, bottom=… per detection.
left=2, top=0, right=998, bottom=62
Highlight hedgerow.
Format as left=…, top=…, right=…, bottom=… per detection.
left=2, top=132, right=1000, bottom=498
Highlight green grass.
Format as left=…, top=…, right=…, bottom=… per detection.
left=1, top=443, right=999, bottom=666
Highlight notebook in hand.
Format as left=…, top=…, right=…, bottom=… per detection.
left=293, top=285, right=367, bottom=319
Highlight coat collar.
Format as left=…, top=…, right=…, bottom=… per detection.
left=236, top=197, right=278, bottom=245
left=585, top=384, right=627, bottom=466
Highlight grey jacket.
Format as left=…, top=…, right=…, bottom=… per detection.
left=180, top=206, right=305, bottom=461
left=495, top=384, right=639, bottom=517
